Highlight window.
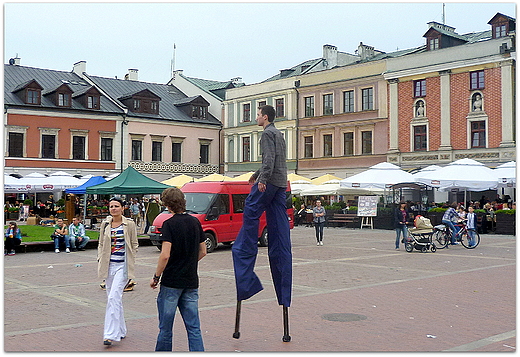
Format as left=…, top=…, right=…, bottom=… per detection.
left=172, top=142, right=182, bottom=162
left=152, top=141, right=163, bottom=161
left=361, top=88, right=373, bottom=111
left=471, top=121, right=486, bottom=148
left=200, top=143, right=210, bottom=164
left=41, top=134, right=56, bottom=159
left=258, top=100, right=266, bottom=108
left=210, top=194, right=230, bottom=216
left=413, top=125, right=427, bottom=151
left=151, top=101, right=158, bottom=114
left=495, top=24, right=507, bottom=38
left=242, top=137, right=250, bottom=162
left=88, top=95, right=99, bottom=109
left=275, top=98, right=284, bottom=118
left=343, top=90, right=354, bottom=113
left=232, top=194, right=248, bottom=213
left=343, top=132, right=354, bottom=156
left=361, top=131, right=372, bottom=155
left=323, top=134, right=333, bottom=157
left=27, top=89, right=40, bottom=104
left=133, top=99, right=140, bottom=111
left=131, top=140, right=142, bottom=161
left=58, top=93, right=71, bottom=107
left=8, top=132, right=23, bottom=157
left=243, top=103, right=251, bottom=122
left=304, top=96, right=314, bottom=117
left=470, top=71, right=485, bottom=90
left=72, top=136, right=85, bottom=160
left=192, top=105, right=207, bottom=119
left=304, top=136, right=313, bottom=158
left=101, top=138, right=113, bottom=161
left=429, top=37, right=440, bottom=50
left=323, top=94, right=333, bottom=115
left=414, top=79, right=426, bottom=97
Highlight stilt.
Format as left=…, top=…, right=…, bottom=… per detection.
left=233, top=300, right=241, bottom=339
left=282, top=306, right=291, bottom=342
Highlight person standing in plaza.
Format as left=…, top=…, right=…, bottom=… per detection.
left=313, top=200, right=326, bottom=246
left=232, top=104, right=292, bottom=341
left=97, top=197, right=138, bottom=346
left=4, top=222, right=22, bottom=256
left=394, top=202, right=409, bottom=250
left=150, top=187, right=206, bottom=351
left=465, top=206, right=477, bottom=247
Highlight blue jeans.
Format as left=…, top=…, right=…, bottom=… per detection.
left=71, top=235, right=89, bottom=249
left=314, top=221, right=325, bottom=242
left=395, top=225, right=408, bottom=248
left=53, top=235, right=72, bottom=250
left=442, top=220, right=459, bottom=244
left=467, top=228, right=476, bottom=246
left=155, top=286, right=204, bottom=352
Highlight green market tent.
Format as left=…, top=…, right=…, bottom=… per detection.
left=86, top=166, right=170, bottom=195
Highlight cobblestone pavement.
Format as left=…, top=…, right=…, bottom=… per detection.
left=4, top=226, right=516, bottom=352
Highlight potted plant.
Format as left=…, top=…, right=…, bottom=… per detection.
left=8, top=206, right=19, bottom=219
left=494, top=209, right=516, bottom=235
left=425, top=207, right=447, bottom=226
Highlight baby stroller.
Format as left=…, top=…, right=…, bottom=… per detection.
left=405, top=215, right=436, bottom=253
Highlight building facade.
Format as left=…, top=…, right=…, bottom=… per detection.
left=385, top=13, right=516, bottom=170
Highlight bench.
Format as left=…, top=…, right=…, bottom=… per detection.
left=327, top=213, right=360, bottom=227
left=17, top=237, right=152, bottom=253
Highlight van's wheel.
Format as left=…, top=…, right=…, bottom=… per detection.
left=205, top=232, right=217, bottom=253
left=258, top=228, right=268, bottom=247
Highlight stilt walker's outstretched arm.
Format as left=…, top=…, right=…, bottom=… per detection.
left=282, top=306, right=291, bottom=342
left=233, top=300, right=242, bottom=339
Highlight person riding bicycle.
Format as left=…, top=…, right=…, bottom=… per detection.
left=442, top=202, right=461, bottom=245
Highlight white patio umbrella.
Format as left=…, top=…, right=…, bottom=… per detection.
left=4, top=175, right=27, bottom=193
left=340, top=162, right=414, bottom=190
left=414, top=158, right=498, bottom=192
left=299, top=180, right=340, bottom=196
left=290, top=181, right=314, bottom=195
left=412, top=165, right=442, bottom=179
left=494, top=161, right=516, bottom=187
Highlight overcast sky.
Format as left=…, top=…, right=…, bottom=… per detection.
left=4, top=2, right=516, bottom=85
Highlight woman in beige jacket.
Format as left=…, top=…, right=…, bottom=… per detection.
left=97, top=197, right=138, bottom=346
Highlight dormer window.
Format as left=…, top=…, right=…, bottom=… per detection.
left=119, top=89, right=160, bottom=114
left=488, top=13, right=515, bottom=39
left=87, top=95, right=99, bottom=109
left=73, top=85, right=101, bottom=110
left=174, top=95, right=210, bottom=121
left=428, top=37, right=440, bottom=50
left=58, top=93, right=71, bottom=107
left=192, top=105, right=207, bottom=119
left=27, top=89, right=40, bottom=104
left=12, top=79, right=43, bottom=105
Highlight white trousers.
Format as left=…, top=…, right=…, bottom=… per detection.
left=104, top=261, right=127, bottom=341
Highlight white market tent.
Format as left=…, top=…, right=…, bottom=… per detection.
left=340, top=162, right=414, bottom=190
left=494, top=161, right=516, bottom=187
left=412, top=165, right=442, bottom=179
left=414, top=158, right=498, bottom=192
left=299, top=180, right=340, bottom=196
left=4, top=175, right=27, bottom=193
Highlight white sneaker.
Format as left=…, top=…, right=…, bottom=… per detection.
left=317, top=242, right=320, bottom=246
left=55, top=249, right=60, bottom=253
left=320, top=241, right=323, bottom=246
left=66, top=248, right=70, bottom=253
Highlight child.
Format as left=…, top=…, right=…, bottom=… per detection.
left=466, top=206, right=477, bottom=247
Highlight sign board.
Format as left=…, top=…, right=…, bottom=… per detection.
left=357, top=196, right=378, bottom=217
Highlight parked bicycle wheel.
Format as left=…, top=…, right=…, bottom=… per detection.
left=433, top=229, right=449, bottom=249
left=460, top=229, right=481, bottom=249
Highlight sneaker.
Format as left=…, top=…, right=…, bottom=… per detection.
left=317, top=242, right=320, bottom=246
left=66, top=248, right=70, bottom=253
left=320, top=241, right=323, bottom=246
left=55, top=249, right=60, bottom=253
left=450, top=242, right=460, bottom=245
left=8, top=251, right=15, bottom=256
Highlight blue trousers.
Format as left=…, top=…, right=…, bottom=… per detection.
left=232, top=183, right=292, bottom=307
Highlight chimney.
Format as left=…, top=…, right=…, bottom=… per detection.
left=231, top=77, right=243, bottom=85
left=9, top=56, right=21, bottom=66
left=323, top=44, right=338, bottom=68
left=125, top=69, right=139, bottom=81
left=72, top=61, right=87, bottom=77
left=357, top=42, right=376, bottom=61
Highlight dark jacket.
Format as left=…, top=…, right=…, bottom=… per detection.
left=394, top=207, right=408, bottom=229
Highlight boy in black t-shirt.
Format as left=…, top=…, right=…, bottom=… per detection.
left=150, top=187, right=207, bottom=351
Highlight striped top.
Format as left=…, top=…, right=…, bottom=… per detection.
left=110, top=224, right=126, bottom=263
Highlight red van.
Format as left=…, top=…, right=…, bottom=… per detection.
left=148, top=181, right=294, bottom=252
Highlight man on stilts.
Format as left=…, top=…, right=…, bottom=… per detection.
left=232, top=104, right=292, bottom=342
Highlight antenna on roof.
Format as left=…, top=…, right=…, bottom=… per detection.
left=442, top=3, right=445, bottom=25
left=171, top=43, right=176, bottom=78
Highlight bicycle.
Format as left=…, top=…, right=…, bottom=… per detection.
left=433, top=220, right=480, bottom=249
